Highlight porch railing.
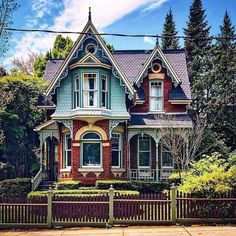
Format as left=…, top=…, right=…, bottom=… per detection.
left=31, top=169, right=49, bottom=191
left=128, top=169, right=175, bottom=181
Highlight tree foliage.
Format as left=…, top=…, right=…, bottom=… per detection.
left=0, top=0, right=18, bottom=57
left=170, top=152, right=236, bottom=196
left=0, top=74, right=46, bottom=178
left=161, top=8, right=179, bottom=50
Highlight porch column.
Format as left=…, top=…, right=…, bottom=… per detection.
left=155, top=138, right=160, bottom=182
left=127, top=141, right=130, bottom=179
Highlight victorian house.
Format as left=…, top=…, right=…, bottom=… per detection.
left=33, top=14, right=192, bottom=188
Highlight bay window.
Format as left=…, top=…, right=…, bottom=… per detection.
left=81, top=132, right=101, bottom=167
left=111, top=133, right=122, bottom=168
left=149, top=80, right=163, bottom=111
left=83, top=73, right=98, bottom=107
left=138, top=136, right=151, bottom=168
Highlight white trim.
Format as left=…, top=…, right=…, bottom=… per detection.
left=135, top=46, right=181, bottom=86
left=64, top=133, right=71, bottom=169
left=45, top=21, right=135, bottom=98
left=101, top=74, right=108, bottom=109
left=60, top=168, right=71, bottom=173
left=169, top=100, right=192, bottom=104
left=34, top=120, right=55, bottom=132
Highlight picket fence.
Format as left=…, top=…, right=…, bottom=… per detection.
left=0, top=185, right=236, bottom=229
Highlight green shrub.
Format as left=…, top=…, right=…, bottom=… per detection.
left=96, top=179, right=133, bottom=190
left=131, top=181, right=169, bottom=194
left=56, top=180, right=82, bottom=190
left=96, top=179, right=169, bottom=193
left=0, top=178, right=32, bottom=197
left=28, top=189, right=139, bottom=198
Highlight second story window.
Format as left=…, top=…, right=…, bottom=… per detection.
left=101, top=74, right=107, bottom=108
left=74, top=74, right=80, bottom=108
left=149, top=80, right=163, bottom=111
left=83, top=73, right=97, bottom=107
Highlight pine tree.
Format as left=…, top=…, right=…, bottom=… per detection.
left=161, top=8, right=179, bottom=49
left=184, top=0, right=211, bottom=116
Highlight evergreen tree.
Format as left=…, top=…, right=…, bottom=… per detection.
left=161, top=8, right=179, bottom=49
left=184, top=0, right=212, bottom=117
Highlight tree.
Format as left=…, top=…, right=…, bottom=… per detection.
left=0, top=74, right=46, bottom=178
left=0, top=66, right=7, bottom=77
left=170, top=152, right=236, bottom=196
left=184, top=0, right=212, bottom=118
left=33, top=55, right=47, bottom=77
left=0, top=0, right=18, bottom=56
left=161, top=8, right=179, bottom=50
left=51, top=34, right=73, bottom=59
left=11, top=52, right=38, bottom=75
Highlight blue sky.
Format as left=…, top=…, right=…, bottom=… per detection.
left=2, top=0, right=236, bottom=68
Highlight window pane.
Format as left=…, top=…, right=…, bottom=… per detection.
left=89, top=78, right=95, bottom=89
left=162, top=152, right=173, bottom=166
left=102, top=78, right=106, bottom=90
left=102, top=92, right=106, bottom=107
left=89, top=91, right=94, bottom=106
left=112, top=150, right=119, bottom=166
left=139, top=152, right=150, bottom=166
left=83, top=143, right=100, bottom=166
left=139, top=140, right=149, bottom=151
left=83, top=132, right=100, bottom=140
left=112, top=136, right=119, bottom=150
left=67, top=151, right=71, bottom=166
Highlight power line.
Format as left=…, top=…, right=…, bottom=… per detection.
left=1, top=27, right=236, bottom=40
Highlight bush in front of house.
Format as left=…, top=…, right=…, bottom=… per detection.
left=0, top=178, right=32, bottom=198
left=96, top=179, right=133, bottom=190
left=56, top=180, right=82, bottom=190
left=95, top=179, right=169, bottom=193
left=131, top=181, right=170, bottom=194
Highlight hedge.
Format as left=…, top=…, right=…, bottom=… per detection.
left=28, top=189, right=139, bottom=198
left=56, top=180, right=82, bottom=190
left=95, top=179, right=169, bottom=193
left=0, top=178, right=32, bottom=197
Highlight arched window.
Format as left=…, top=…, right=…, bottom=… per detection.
left=81, top=132, right=102, bottom=167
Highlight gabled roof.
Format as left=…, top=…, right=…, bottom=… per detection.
left=45, top=20, right=135, bottom=98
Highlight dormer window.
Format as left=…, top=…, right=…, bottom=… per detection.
left=149, top=80, right=163, bottom=111
left=83, top=73, right=98, bottom=107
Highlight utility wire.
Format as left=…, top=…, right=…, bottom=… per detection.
left=1, top=27, right=236, bottom=40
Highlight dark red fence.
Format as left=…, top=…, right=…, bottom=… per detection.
left=177, top=191, right=236, bottom=219
left=0, top=197, right=47, bottom=225
left=52, top=195, right=109, bottom=224
left=114, top=192, right=171, bottom=223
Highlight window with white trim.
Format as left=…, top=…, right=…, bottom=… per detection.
left=74, top=74, right=80, bottom=108
left=149, top=80, right=163, bottom=111
left=81, top=132, right=101, bottom=167
left=101, top=74, right=108, bottom=108
left=112, top=133, right=122, bottom=168
left=83, top=73, right=97, bottom=107
left=138, top=136, right=151, bottom=168
left=64, top=134, right=71, bottom=168
left=161, top=144, right=174, bottom=167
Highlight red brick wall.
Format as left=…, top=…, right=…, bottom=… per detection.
left=130, top=65, right=187, bottom=113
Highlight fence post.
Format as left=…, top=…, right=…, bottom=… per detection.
left=108, top=185, right=115, bottom=226
left=170, top=183, right=177, bottom=224
left=47, top=187, right=53, bottom=228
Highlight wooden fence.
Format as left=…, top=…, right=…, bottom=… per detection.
left=0, top=185, right=236, bottom=229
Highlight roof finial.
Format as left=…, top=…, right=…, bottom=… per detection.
left=88, top=7, right=91, bottom=21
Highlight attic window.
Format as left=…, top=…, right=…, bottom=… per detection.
left=86, top=44, right=97, bottom=54
left=151, top=63, right=162, bottom=73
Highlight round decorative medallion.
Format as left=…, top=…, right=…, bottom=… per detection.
left=151, top=62, right=162, bottom=73
left=85, top=43, right=97, bottom=54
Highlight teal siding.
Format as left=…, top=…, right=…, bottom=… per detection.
left=52, top=68, right=129, bottom=118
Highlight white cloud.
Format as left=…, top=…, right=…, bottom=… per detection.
left=4, top=0, right=168, bottom=67
left=142, top=0, right=168, bottom=13
left=144, top=36, right=155, bottom=45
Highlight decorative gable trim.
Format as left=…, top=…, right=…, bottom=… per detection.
left=79, top=52, right=101, bottom=63
left=45, top=20, right=135, bottom=100
left=135, top=46, right=182, bottom=88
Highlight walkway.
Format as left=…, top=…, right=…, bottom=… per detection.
left=1, top=226, right=236, bottom=236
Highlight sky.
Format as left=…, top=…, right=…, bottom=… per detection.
left=2, top=0, right=236, bottom=68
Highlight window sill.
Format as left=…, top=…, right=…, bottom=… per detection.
left=111, top=168, right=125, bottom=172
left=148, top=111, right=164, bottom=114
left=72, top=107, right=110, bottom=111
left=78, top=168, right=104, bottom=172
left=60, top=168, right=71, bottom=172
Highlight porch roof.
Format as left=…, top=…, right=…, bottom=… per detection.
left=129, top=114, right=192, bottom=128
